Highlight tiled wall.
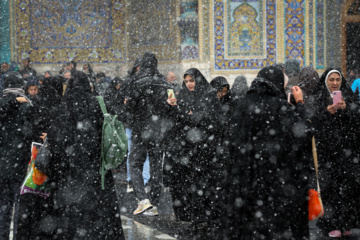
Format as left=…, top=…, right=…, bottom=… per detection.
left=1, top=0, right=329, bottom=79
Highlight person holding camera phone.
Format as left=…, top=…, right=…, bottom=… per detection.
left=310, top=68, right=360, bottom=238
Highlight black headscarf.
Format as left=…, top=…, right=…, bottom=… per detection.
left=311, top=68, right=357, bottom=112
left=298, top=66, right=319, bottom=97
left=256, top=66, right=286, bottom=99
left=231, top=75, right=248, bottom=98
left=135, top=52, right=159, bottom=79
left=210, top=76, right=230, bottom=91
left=210, top=76, right=232, bottom=104
left=43, top=75, right=64, bottom=97
left=127, top=57, right=143, bottom=77
left=64, top=71, right=92, bottom=96
left=182, top=68, right=212, bottom=96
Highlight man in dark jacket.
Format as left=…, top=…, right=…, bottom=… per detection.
left=126, top=52, right=173, bottom=216
left=0, top=71, right=33, bottom=239
left=19, top=58, right=37, bottom=78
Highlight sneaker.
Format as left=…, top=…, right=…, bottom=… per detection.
left=133, top=199, right=153, bottom=215
left=328, top=230, right=341, bottom=238
left=343, top=230, right=351, bottom=236
left=126, top=183, right=134, bottom=193
left=143, top=206, right=159, bottom=216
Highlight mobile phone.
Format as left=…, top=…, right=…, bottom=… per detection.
left=287, top=92, right=296, bottom=105
left=333, top=91, right=342, bottom=105
left=167, top=89, right=176, bottom=100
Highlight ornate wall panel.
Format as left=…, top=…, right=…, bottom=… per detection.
left=199, top=0, right=210, bottom=61
left=13, top=0, right=126, bottom=64
left=126, top=0, right=179, bottom=62
left=308, top=0, right=314, bottom=66
left=210, top=0, right=278, bottom=73
left=316, top=0, right=325, bottom=68
left=284, top=0, right=305, bottom=66
left=179, top=1, right=199, bottom=60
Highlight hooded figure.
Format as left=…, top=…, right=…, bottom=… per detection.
left=93, top=72, right=108, bottom=97
left=28, top=76, right=63, bottom=140
left=223, top=66, right=311, bottom=239
left=310, top=68, right=360, bottom=237
left=45, top=75, right=65, bottom=97
left=17, top=71, right=125, bottom=240
left=103, top=77, right=124, bottom=108
left=285, top=58, right=301, bottom=93
left=296, top=66, right=320, bottom=119
left=110, top=58, right=142, bottom=124
left=125, top=52, right=173, bottom=216
left=210, top=76, right=236, bottom=139
left=166, top=68, right=222, bottom=235
left=231, top=75, right=249, bottom=100
left=0, top=72, right=34, bottom=239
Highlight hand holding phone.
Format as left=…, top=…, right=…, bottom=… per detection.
left=333, top=91, right=342, bottom=105
left=167, top=89, right=177, bottom=105
left=287, top=92, right=296, bottom=105
left=332, top=91, right=346, bottom=110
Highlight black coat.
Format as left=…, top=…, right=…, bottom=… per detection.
left=29, top=77, right=62, bottom=138
left=104, top=77, right=123, bottom=111
left=224, top=66, right=311, bottom=240
left=126, top=52, right=173, bottom=142
left=110, top=76, right=133, bottom=128
left=17, top=71, right=125, bottom=239
left=0, top=94, right=33, bottom=183
left=310, top=68, right=360, bottom=233
left=166, top=68, right=222, bottom=224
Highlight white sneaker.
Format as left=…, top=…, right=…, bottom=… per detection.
left=133, top=199, right=152, bottom=215
left=126, top=183, right=134, bottom=193
left=143, top=206, right=159, bottom=216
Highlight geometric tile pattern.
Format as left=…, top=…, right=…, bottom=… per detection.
left=200, top=0, right=211, bottom=61
left=212, top=0, right=276, bottom=71
left=315, top=0, right=325, bottom=69
left=13, top=0, right=126, bottom=64
left=284, top=0, right=305, bottom=67
left=308, top=0, right=314, bottom=67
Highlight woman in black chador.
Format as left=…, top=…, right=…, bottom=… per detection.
left=166, top=68, right=222, bottom=234
left=223, top=66, right=312, bottom=240
left=17, top=71, right=125, bottom=240
left=310, top=68, right=360, bottom=238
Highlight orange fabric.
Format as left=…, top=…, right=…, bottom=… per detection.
left=308, top=189, right=324, bottom=221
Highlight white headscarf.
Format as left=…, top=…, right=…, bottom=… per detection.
left=324, top=70, right=341, bottom=98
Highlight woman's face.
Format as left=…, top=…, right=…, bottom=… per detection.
left=217, top=87, right=228, bottom=100
left=184, top=75, right=196, bottom=92
left=326, top=73, right=341, bottom=93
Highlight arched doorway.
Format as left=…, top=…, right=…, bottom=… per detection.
left=341, top=0, right=360, bottom=78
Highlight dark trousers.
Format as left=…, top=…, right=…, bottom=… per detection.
left=129, top=131, right=163, bottom=206
left=0, top=180, right=20, bottom=240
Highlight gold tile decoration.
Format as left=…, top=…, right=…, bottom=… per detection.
left=13, top=0, right=126, bottom=64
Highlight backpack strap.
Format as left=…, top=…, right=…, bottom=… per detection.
left=96, top=96, right=108, bottom=115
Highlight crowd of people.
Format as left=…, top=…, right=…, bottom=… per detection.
left=1, top=53, right=360, bottom=239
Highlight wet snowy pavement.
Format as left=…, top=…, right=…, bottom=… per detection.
left=9, top=166, right=360, bottom=239
left=113, top=163, right=360, bottom=240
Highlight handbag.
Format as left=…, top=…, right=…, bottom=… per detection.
left=308, top=136, right=324, bottom=221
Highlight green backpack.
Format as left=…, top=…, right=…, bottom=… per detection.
left=96, top=96, right=127, bottom=190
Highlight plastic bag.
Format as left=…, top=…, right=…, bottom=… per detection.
left=20, top=142, right=50, bottom=199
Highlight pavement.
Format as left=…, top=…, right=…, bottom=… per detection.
left=113, top=161, right=360, bottom=240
